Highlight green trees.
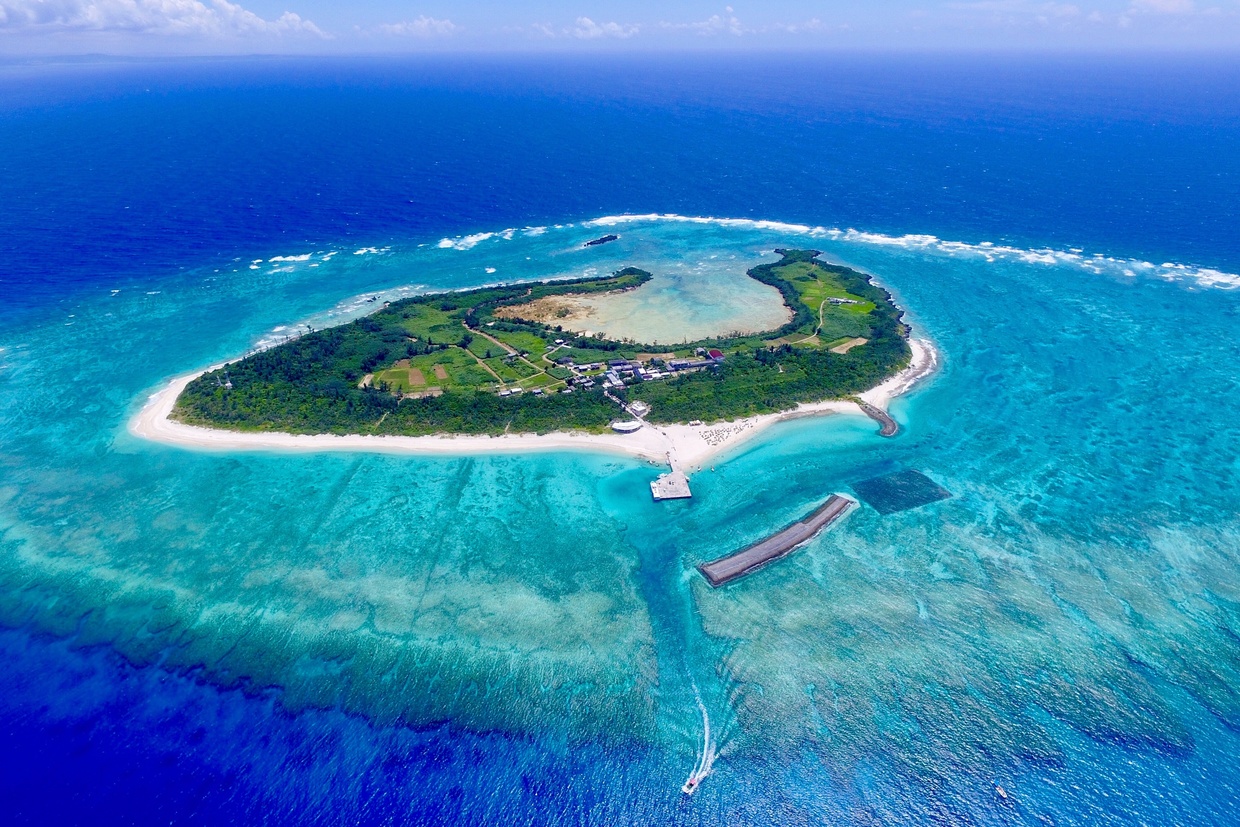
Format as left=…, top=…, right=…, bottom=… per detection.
left=629, top=334, right=908, bottom=423
left=173, top=253, right=910, bottom=435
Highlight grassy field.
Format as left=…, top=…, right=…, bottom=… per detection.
left=415, top=350, right=491, bottom=389
left=773, top=261, right=875, bottom=343
left=488, top=328, right=549, bottom=355
left=482, top=357, right=527, bottom=383
left=177, top=255, right=909, bottom=436
left=397, top=304, right=460, bottom=344
left=517, top=372, right=560, bottom=391
left=371, top=349, right=494, bottom=392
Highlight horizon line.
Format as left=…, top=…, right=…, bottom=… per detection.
left=5, top=44, right=1240, bottom=64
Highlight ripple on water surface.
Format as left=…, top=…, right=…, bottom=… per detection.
left=2, top=217, right=1240, bottom=821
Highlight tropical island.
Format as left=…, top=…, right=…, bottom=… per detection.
left=171, top=250, right=911, bottom=435
left=134, top=249, right=937, bottom=486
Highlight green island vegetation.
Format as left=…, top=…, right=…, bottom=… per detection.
left=174, top=250, right=911, bottom=435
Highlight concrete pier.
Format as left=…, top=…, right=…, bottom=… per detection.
left=651, top=470, right=692, bottom=500
left=698, top=494, right=854, bottom=587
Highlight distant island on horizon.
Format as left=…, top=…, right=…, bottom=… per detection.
left=172, top=249, right=912, bottom=438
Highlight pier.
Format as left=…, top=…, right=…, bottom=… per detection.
left=854, top=399, right=899, bottom=437
left=697, top=494, right=854, bottom=587
left=651, top=469, right=692, bottom=500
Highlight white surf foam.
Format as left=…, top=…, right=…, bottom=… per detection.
left=828, top=228, right=1240, bottom=290
left=437, top=231, right=500, bottom=251
left=583, top=213, right=1240, bottom=291
left=587, top=213, right=818, bottom=235
left=250, top=284, right=427, bottom=354
left=268, top=253, right=313, bottom=263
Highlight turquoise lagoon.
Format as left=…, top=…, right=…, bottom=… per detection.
left=3, top=216, right=1240, bottom=821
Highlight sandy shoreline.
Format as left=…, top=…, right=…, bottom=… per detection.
left=129, top=337, right=940, bottom=470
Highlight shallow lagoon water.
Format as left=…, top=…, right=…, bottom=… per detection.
left=3, top=216, right=1240, bottom=822
left=517, top=248, right=791, bottom=344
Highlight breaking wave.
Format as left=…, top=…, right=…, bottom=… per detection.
left=584, top=213, right=1240, bottom=291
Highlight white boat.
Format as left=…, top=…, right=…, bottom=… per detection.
left=682, top=691, right=716, bottom=794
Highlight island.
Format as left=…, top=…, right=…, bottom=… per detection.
left=173, top=249, right=909, bottom=433
left=137, top=250, right=937, bottom=490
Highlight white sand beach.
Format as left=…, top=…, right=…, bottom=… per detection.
left=130, top=337, right=939, bottom=470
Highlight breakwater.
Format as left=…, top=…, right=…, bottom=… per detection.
left=698, top=494, right=855, bottom=587
left=855, top=398, right=899, bottom=437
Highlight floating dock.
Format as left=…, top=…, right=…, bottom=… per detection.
left=651, top=470, right=692, bottom=501
left=697, top=494, right=854, bottom=587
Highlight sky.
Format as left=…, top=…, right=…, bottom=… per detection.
left=0, top=1, right=1238, bottom=55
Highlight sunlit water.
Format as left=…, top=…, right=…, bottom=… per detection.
left=2, top=213, right=1239, bottom=821
left=512, top=247, right=791, bottom=344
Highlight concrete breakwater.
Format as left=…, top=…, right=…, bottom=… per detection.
left=854, top=398, right=899, bottom=437
left=697, top=494, right=855, bottom=587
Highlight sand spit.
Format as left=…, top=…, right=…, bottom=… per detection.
left=130, top=338, right=939, bottom=470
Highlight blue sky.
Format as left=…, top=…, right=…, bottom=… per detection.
left=1, top=1, right=1237, bottom=54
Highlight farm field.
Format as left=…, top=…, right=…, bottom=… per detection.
left=175, top=253, right=909, bottom=435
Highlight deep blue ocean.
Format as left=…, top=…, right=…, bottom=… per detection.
left=2, top=53, right=1240, bottom=825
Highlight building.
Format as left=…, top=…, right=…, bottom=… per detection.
left=669, top=359, right=716, bottom=371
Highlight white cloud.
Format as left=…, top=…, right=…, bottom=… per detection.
left=375, top=16, right=457, bottom=38
left=768, top=18, right=828, bottom=34
left=506, top=18, right=639, bottom=40
left=657, top=7, right=833, bottom=37
left=1128, top=0, right=1196, bottom=12
left=661, top=10, right=745, bottom=36
left=949, top=0, right=1233, bottom=30
left=0, top=0, right=325, bottom=37
left=569, top=16, right=638, bottom=39
left=501, top=7, right=840, bottom=44
left=948, top=1, right=1082, bottom=18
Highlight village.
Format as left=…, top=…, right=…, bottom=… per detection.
left=495, top=341, right=726, bottom=399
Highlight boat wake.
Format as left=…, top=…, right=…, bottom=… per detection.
left=682, top=688, right=718, bottom=795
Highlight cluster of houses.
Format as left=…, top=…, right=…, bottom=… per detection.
left=563, top=348, right=725, bottom=391
left=498, top=386, right=553, bottom=397
left=493, top=342, right=729, bottom=398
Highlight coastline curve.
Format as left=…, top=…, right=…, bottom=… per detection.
left=129, top=338, right=940, bottom=471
